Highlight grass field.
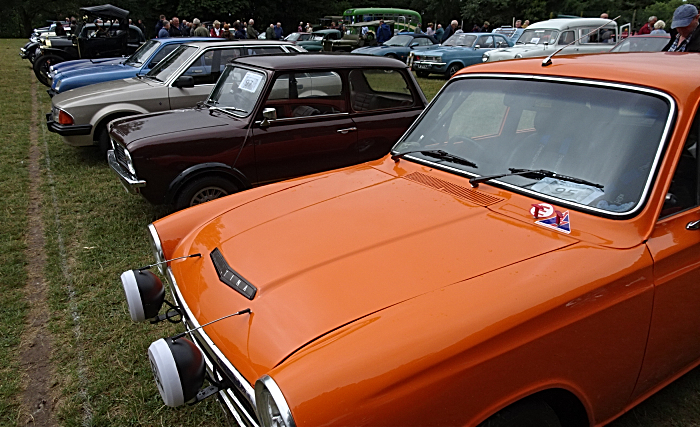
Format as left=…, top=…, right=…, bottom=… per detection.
left=2, top=37, right=700, bottom=426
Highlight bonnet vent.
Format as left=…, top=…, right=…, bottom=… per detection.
left=403, top=172, right=504, bottom=206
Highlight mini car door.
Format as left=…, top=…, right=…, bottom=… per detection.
left=251, top=70, right=358, bottom=184
left=635, top=112, right=700, bottom=400
left=348, top=68, right=422, bottom=162
left=168, top=48, right=242, bottom=109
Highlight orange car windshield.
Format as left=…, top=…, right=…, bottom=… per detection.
left=393, top=77, right=672, bottom=216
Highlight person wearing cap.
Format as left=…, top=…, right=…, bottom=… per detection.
left=663, top=4, right=700, bottom=52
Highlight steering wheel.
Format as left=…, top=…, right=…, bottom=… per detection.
left=448, top=134, right=485, bottom=156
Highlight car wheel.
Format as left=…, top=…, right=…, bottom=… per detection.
left=174, top=176, right=238, bottom=211
left=479, top=398, right=561, bottom=427
left=97, top=126, right=112, bottom=159
left=416, top=70, right=430, bottom=78
left=445, top=63, right=462, bottom=78
left=33, top=54, right=63, bottom=87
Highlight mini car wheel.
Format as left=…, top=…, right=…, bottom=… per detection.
left=175, top=176, right=238, bottom=210
left=445, top=63, right=462, bottom=79
left=416, top=70, right=430, bottom=78
left=33, top=54, right=64, bottom=87
left=479, top=398, right=561, bottom=427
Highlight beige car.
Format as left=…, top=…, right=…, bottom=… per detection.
left=46, top=40, right=304, bottom=153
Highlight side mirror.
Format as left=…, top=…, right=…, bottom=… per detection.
left=260, top=107, right=277, bottom=127
left=410, top=42, right=419, bottom=47
left=474, top=45, right=481, bottom=49
left=173, top=75, right=194, bottom=88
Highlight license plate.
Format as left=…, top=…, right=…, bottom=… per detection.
left=416, top=64, right=430, bottom=69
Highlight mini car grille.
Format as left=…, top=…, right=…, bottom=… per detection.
left=113, top=142, right=129, bottom=167
left=403, top=172, right=504, bottom=206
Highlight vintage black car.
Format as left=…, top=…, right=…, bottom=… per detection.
left=108, top=54, right=427, bottom=210
left=33, top=4, right=145, bottom=86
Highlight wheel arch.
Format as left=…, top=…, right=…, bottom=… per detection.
left=91, top=107, right=149, bottom=141
left=38, top=48, right=73, bottom=61
left=165, top=163, right=252, bottom=206
left=477, top=387, right=590, bottom=427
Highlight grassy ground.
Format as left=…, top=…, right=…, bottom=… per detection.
left=2, top=38, right=700, bottom=426
left=0, top=39, right=32, bottom=426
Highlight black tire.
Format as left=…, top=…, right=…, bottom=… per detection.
left=445, top=63, right=462, bottom=78
left=416, top=70, right=430, bottom=78
left=33, top=54, right=64, bottom=87
left=97, top=126, right=112, bottom=159
left=174, top=176, right=239, bottom=211
left=480, top=399, right=561, bottom=427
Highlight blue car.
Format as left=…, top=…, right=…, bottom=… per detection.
left=49, top=37, right=217, bottom=96
left=352, top=32, right=438, bottom=62
left=411, top=32, right=512, bottom=78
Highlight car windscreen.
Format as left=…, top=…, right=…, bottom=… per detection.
left=146, top=45, right=197, bottom=82
left=124, top=40, right=159, bottom=67
left=311, top=33, right=325, bottom=41
left=384, top=35, right=413, bottom=47
left=610, top=36, right=670, bottom=52
left=285, top=33, right=301, bottom=41
left=207, top=66, right=267, bottom=117
left=517, top=29, right=558, bottom=45
left=442, top=33, right=477, bottom=47
left=392, top=77, right=672, bottom=216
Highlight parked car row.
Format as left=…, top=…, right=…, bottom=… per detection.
left=33, top=12, right=700, bottom=426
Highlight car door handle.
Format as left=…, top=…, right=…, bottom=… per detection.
left=687, top=220, right=700, bottom=230
left=337, top=127, right=357, bottom=134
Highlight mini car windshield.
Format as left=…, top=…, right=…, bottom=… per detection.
left=146, top=45, right=197, bottom=82
left=393, top=77, right=672, bottom=216
left=384, top=35, right=413, bottom=47
left=610, top=36, right=670, bottom=52
left=207, top=66, right=267, bottom=117
left=124, top=40, right=159, bottom=67
left=517, top=29, right=559, bottom=44
left=443, top=34, right=477, bottom=47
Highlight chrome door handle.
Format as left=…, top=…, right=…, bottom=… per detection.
left=337, top=127, right=357, bottom=134
left=687, top=220, right=700, bottom=230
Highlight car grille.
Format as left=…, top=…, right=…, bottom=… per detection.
left=113, top=141, right=129, bottom=167
left=423, top=56, right=442, bottom=62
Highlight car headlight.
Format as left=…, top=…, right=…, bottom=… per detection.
left=482, top=52, right=490, bottom=62
left=45, top=39, right=51, bottom=48
left=255, top=375, right=296, bottom=427
left=514, top=53, right=523, bottom=59
left=55, top=80, right=61, bottom=91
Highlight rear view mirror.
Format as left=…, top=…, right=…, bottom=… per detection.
left=173, top=75, right=194, bottom=88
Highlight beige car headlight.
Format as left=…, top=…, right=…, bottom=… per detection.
left=45, top=39, right=52, bottom=48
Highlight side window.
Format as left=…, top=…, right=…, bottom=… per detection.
left=417, top=37, right=432, bottom=46
left=244, top=46, right=284, bottom=55
left=579, top=28, right=611, bottom=44
left=263, top=71, right=346, bottom=119
left=148, top=44, right=178, bottom=68
left=661, top=113, right=700, bottom=218
left=182, top=49, right=239, bottom=85
left=558, top=31, right=575, bottom=45
left=477, top=36, right=494, bottom=48
left=128, top=27, right=140, bottom=43
left=495, top=36, right=508, bottom=47
left=349, top=69, right=415, bottom=112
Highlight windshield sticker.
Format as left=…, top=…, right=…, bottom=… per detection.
left=530, top=203, right=554, bottom=218
left=531, top=177, right=603, bottom=205
left=530, top=37, right=540, bottom=44
left=239, top=72, right=263, bottom=93
left=536, top=210, right=571, bottom=234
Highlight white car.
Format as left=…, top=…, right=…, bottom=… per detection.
left=483, top=18, right=620, bottom=63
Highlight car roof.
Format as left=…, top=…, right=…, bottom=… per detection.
left=527, top=18, right=616, bottom=30
left=158, top=37, right=220, bottom=44
left=183, top=40, right=294, bottom=48
left=313, top=29, right=341, bottom=34
left=232, top=53, right=408, bottom=70
left=458, top=52, right=698, bottom=99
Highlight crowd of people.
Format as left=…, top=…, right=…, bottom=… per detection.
left=152, top=15, right=300, bottom=40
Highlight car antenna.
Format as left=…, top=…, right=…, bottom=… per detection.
left=542, top=15, right=620, bottom=67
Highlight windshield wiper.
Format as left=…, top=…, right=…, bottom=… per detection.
left=469, top=168, right=603, bottom=189
left=209, top=106, right=248, bottom=114
left=391, top=149, right=477, bottom=168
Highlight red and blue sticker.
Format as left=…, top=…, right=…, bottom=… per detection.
left=530, top=203, right=571, bottom=234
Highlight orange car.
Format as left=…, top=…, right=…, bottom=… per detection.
left=121, top=52, right=700, bottom=426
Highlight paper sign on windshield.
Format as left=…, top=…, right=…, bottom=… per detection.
left=239, top=72, right=263, bottom=93
left=531, top=177, right=603, bottom=205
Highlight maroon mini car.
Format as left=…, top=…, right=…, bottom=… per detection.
left=108, top=54, right=427, bottom=210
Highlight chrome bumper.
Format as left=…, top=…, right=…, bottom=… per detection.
left=164, top=266, right=260, bottom=426
left=107, top=150, right=146, bottom=194
left=413, top=60, right=446, bottom=67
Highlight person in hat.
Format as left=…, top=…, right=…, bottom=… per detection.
left=663, top=4, right=700, bottom=52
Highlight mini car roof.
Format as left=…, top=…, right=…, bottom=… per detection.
left=232, top=53, right=409, bottom=70
left=79, top=4, right=129, bottom=19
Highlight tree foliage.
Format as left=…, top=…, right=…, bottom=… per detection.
left=0, top=0, right=678, bottom=38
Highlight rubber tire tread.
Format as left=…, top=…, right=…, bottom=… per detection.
left=33, top=54, right=63, bottom=87
left=174, top=176, right=238, bottom=211
left=479, top=399, right=562, bottom=427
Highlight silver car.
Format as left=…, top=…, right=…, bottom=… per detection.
left=483, top=18, right=620, bottom=63
left=46, top=40, right=305, bottom=153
